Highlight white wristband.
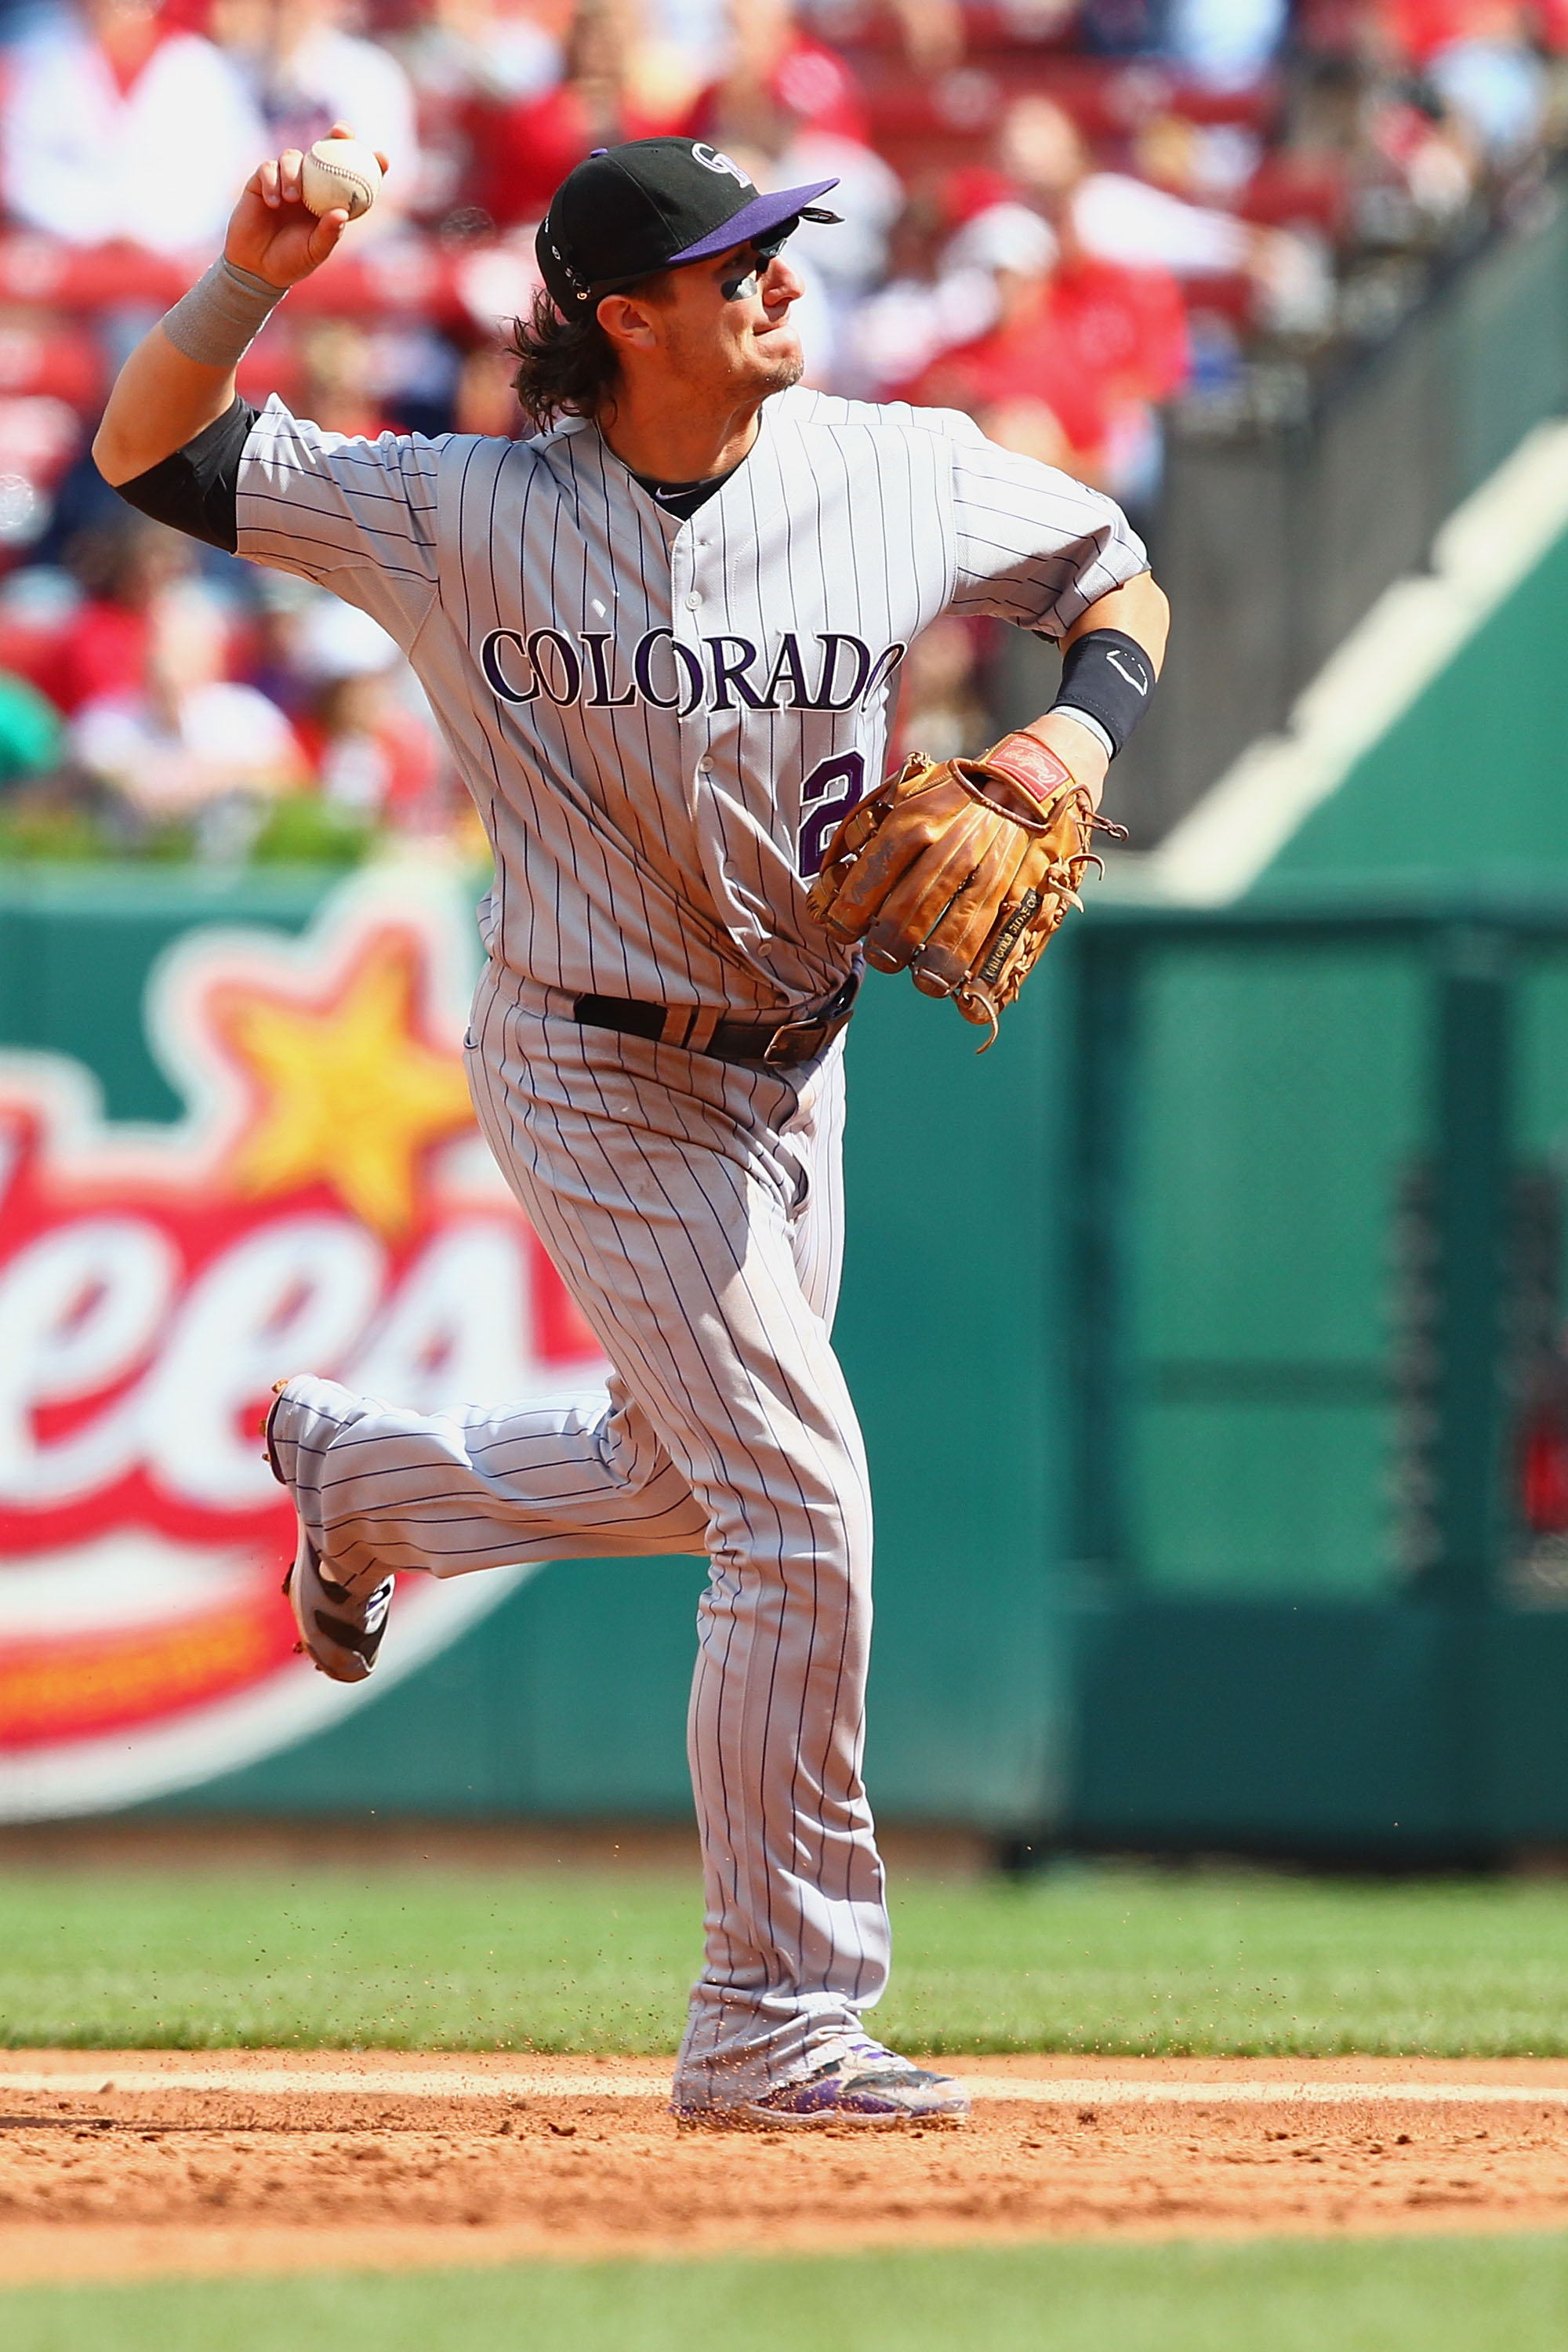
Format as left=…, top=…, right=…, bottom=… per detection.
left=1050, top=703, right=1116, bottom=761
left=162, top=258, right=286, bottom=370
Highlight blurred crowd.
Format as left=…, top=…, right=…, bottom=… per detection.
left=0, top=0, right=1560, bottom=858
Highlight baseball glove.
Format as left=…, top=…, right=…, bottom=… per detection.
left=807, top=731, right=1126, bottom=1049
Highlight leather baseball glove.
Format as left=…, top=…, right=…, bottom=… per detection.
left=807, top=731, right=1126, bottom=1049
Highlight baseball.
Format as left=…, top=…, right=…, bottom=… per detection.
left=300, top=138, right=382, bottom=222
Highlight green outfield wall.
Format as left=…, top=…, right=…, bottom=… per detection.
left=1051, top=428, right=1568, bottom=1860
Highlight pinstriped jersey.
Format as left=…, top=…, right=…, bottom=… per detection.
left=235, top=386, right=1147, bottom=1014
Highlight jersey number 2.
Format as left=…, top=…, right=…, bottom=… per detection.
left=797, top=753, right=866, bottom=879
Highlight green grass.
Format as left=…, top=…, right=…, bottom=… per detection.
left=6, top=1859, right=1568, bottom=2056
left=5, top=2235, right=1568, bottom=2352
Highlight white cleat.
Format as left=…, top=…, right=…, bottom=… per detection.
left=265, top=1381, right=394, bottom=1685
left=673, top=2034, right=971, bottom=2129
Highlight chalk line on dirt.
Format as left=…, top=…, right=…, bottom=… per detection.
left=7, top=2068, right=1568, bottom=2107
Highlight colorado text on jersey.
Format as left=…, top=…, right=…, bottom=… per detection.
left=478, top=627, right=908, bottom=716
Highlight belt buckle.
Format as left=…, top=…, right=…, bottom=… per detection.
left=766, top=1009, right=853, bottom=1065
left=763, top=975, right=858, bottom=1065
left=764, top=1014, right=823, bottom=1065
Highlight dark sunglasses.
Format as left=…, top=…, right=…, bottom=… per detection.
left=718, top=207, right=838, bottom=300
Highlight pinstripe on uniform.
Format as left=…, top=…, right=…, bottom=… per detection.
left=241, top=387, right=1147, bottom=2107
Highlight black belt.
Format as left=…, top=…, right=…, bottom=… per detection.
left=572, top=972, right=860, bottom=1067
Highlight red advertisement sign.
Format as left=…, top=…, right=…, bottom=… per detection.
left=0, top=867, right=604, bottom=1817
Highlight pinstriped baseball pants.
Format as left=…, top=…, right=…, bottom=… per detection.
left=270, top=962, right=889, bottom=2109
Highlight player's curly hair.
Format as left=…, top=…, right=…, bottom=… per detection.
left=507, top=291, right=619, bottom=432
left=508, top=273, right=677, bottom=433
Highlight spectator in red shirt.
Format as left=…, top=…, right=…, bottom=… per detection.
left=902, top=202, right=1189, bottom=498
left=1000, top=93, right=1334, bottom=339
left=13, top=514, right=194, bottom=717
left=469, top=0, right=680, bottom=230
left=702, top=0, right=874, bottom=151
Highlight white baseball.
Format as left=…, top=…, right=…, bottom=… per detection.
left=300, top=139, right=382, bottom=222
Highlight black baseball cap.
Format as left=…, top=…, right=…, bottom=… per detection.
left=536, top=137, right=840, bottom=311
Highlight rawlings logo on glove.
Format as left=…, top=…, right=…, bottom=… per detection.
left=806, top=731, right=1127, bottom=1049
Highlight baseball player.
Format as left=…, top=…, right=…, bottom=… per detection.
left=93, top=129, right=1168, bottom=2128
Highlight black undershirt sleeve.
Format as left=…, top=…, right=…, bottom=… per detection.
left=111, top=394, right=259, bottom=554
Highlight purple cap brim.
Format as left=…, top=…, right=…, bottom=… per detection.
left=665, top=179, right=840, bottom=268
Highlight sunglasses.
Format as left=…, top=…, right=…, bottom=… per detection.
left=719, top=224, right=797, bottom=303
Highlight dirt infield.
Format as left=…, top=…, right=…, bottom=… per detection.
left=4, top=2054, right=1568, bottom=2284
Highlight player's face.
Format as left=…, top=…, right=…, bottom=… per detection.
left=652, top=241, right=806, bottom=405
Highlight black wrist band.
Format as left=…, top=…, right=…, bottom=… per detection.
left=1049, top=626, right=1156, bottom=760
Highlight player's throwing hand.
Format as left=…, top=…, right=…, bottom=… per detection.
left=225, top=123, right=389, bottom=290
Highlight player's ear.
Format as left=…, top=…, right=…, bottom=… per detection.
left=596, top=292, right=661, bottom=355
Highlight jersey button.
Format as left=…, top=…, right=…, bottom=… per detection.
left=685, top=590, right=702, bottom=609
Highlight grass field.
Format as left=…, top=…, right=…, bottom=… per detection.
left=4, top=2234, right=1568, bottom=2352
left=5, top=1856, right=1568, bottom=2055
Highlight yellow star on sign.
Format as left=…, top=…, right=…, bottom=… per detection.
left=215, top=935, right=476, bottom=1236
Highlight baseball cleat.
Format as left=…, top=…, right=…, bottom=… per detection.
left=266, top=1381, right=394, bottom=1685
left=673, top=2035, right=970, bottom=2129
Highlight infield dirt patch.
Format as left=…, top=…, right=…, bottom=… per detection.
left=5, top=2053, right=1568, bottom=2284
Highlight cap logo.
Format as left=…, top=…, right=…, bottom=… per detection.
left=691, top=143, right=753, bottom=188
